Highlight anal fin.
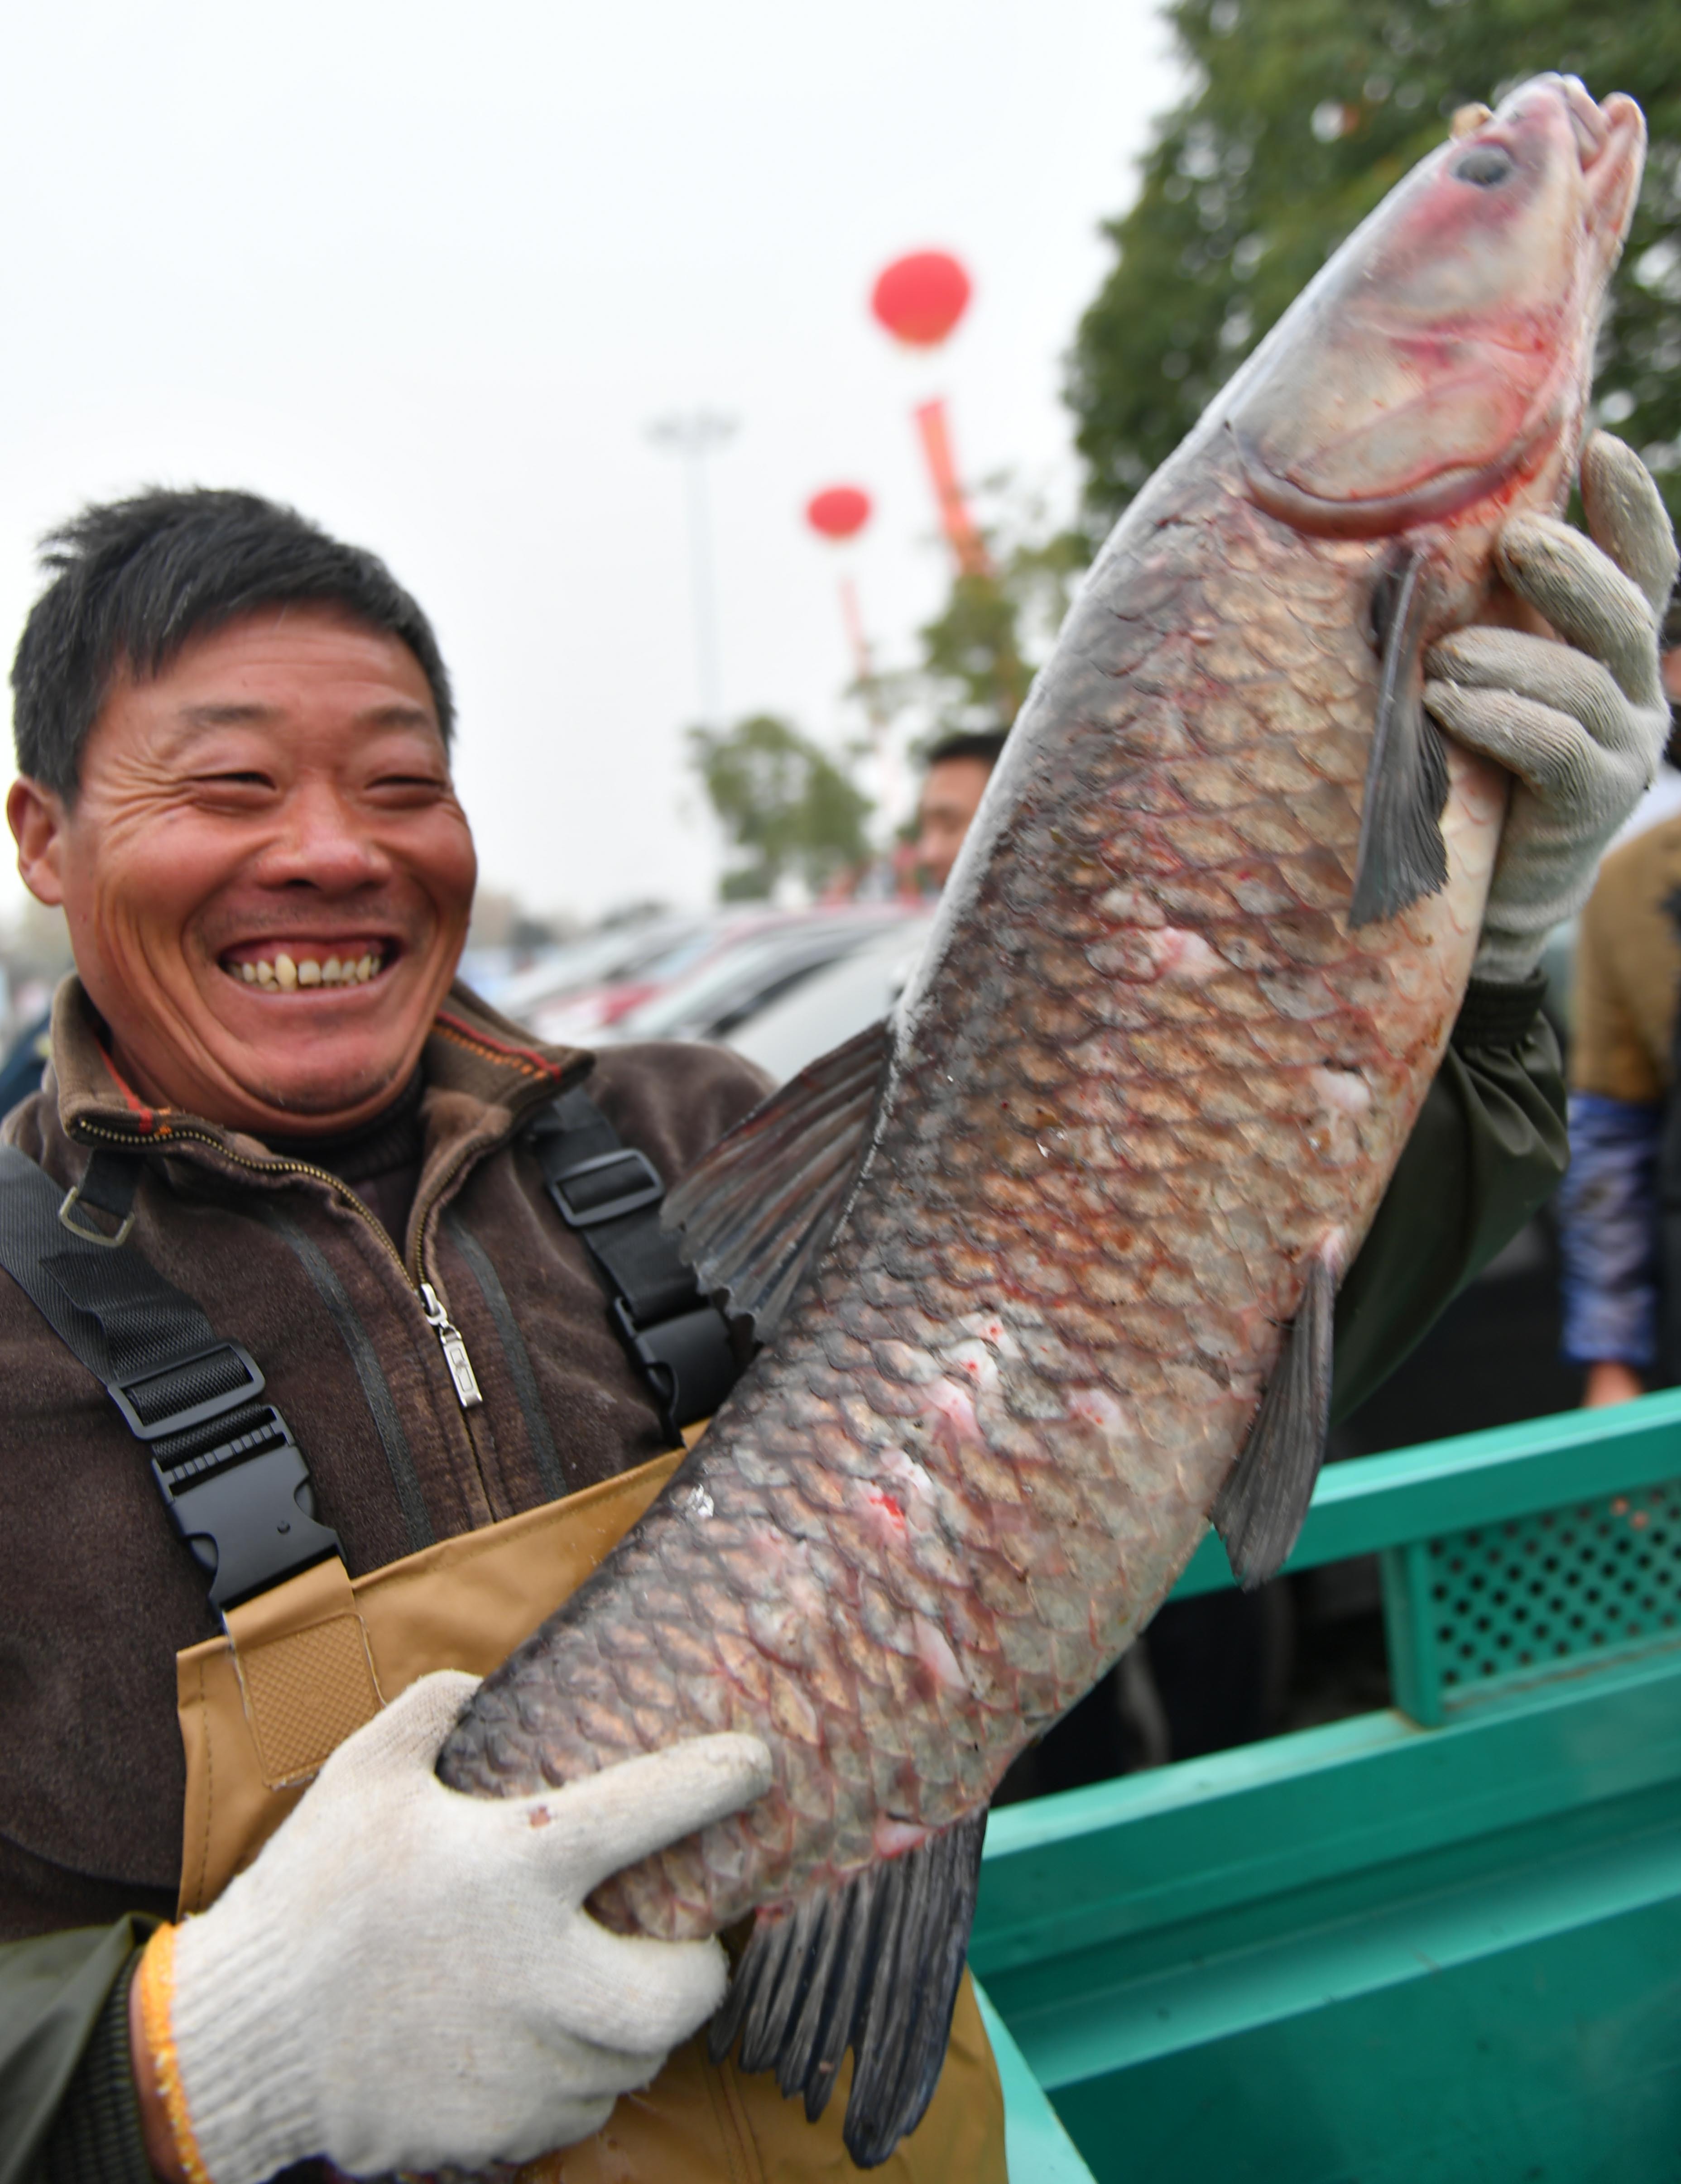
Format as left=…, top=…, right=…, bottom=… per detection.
left=1215, top=1254, right=1334, bottom=1589
left=1349, top=545, right=1450, bottom=928
left=709, top=1808, right=987, bottom=2169
left=663, top=1019, right=892, bottom=1341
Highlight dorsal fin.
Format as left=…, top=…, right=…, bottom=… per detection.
left=663, top=1019, right=892, bottom=1339
left=1349, top=545, right=1450, bottom=928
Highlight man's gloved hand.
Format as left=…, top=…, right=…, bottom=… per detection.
left=135, top=1671, right=772, bottom=2184
left=1424, top=431, right=1679, bottom=984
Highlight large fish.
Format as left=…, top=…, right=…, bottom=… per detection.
left=441, top=77, right=1644, bottom=2163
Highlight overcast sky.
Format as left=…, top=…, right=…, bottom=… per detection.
left=0, top=1, right=1183, bottom=924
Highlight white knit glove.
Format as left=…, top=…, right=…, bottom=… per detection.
left=1424, top=432, right=1679, bottom=984
left=143, top=1672, right=770, bottom=2183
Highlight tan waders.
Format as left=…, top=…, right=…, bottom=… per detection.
left=173, top=1450, right=1007, bottom=2182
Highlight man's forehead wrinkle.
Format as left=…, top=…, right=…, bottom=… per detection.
left=182, top=703, right=285, bottom=728
left=358, top=702, right=440, bottom=731
left=163, top=699, right=438, bottom=741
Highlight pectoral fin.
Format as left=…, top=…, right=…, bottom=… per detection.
left=662, top=1019, right=892, bottom=1340
left=1349, top=545, right=1450, bottom=928
left=1215, top=1255, right=1335, bottom=1588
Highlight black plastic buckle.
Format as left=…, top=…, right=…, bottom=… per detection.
left=611, top=1296, right=739, bottom=1442
left=109, top=1341, right=266, bottom=1441
left=151, top=1405, right=341, bottom=1609
left=550, top=1147, right=664, bottom=1229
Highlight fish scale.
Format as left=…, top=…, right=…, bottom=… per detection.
left=439, top=73, right=1645, bottom=2165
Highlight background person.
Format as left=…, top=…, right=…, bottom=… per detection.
left=1556, top=593, right=1681, bottom=1405
left=913, top=727, right=1008, bottom=891
left=0, top=1001, right=50, bottom=1116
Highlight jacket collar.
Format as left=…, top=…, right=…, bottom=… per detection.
left=45, top=972, right=588, bottom=1167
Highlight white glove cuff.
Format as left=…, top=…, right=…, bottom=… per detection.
left=1470, top=930, right=1552, bottom=985
left=140, top=1918, right=318, bottom=2184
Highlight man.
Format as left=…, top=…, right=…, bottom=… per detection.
left=913, top=728, right=1006, bottom=892
left=0, top=492, right=808, bottom=2184
left=1557, top=593, right=1681, bottom=1404
left=0, top=453, right=1671, bottom=2183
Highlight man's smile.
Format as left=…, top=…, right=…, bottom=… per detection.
left=218, top=939, right=396, bottom=991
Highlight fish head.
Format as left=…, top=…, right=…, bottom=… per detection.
left=1229, top=76, right=1645, bottom=547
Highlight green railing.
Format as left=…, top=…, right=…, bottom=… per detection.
left=972, top=1389, right=1681, bottom=2183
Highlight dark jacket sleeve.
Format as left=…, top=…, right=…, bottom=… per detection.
left=0, top=1918, right=156, bottom=2184
left=1330, top=972, right=1568, bottom=1423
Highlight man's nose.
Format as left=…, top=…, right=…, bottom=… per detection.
left=257, top=783, right=394, bottom=890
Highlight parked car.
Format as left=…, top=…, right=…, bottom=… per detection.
left=726, top=913, right=935, bottom=1083
left=496, top=914, right=711, bottom=1040
left=603, top=907, right=917, bottom=1052
left=521, top=919, right=740, bottom=1045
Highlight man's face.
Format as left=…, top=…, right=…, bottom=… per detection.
left=7, top=606, right=477, bottom=1137
left=916, top=756, right=995, bottom=891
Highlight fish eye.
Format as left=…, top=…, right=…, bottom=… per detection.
left=1453, top=145, right=1514, bottom=186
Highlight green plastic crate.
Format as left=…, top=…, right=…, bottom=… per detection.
left=976, top=1389, right=1681, bottom=2182
left=1384, top=1475, right=1681, bottom=1725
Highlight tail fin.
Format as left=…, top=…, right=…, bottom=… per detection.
left=709, top=1809, right=987, bottom=2167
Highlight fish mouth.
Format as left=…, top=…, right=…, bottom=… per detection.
left=1561, top=76, right=1609, bottom=165
left=1567, top=79, right=1644, bottom=239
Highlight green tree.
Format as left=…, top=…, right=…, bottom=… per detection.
left=688, top=714, right=873, bottom=902
left=917, top=569, right=1032, bottom=736
left=909, top=494, right=1092, bottom=742
left=1069, top=0, right=1681, bottom=526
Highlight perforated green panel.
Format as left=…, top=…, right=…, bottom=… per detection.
left=1424, top=1476, right=1681, bottom=1702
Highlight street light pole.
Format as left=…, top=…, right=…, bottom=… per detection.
left=647, top=409, right=737, bottom=727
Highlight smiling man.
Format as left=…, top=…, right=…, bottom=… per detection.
left=11, top=592, right=475, bottom=1138
left=0, top=491, right=1017, bottom=2184
left=0, top=468, right=1671, bottom=2184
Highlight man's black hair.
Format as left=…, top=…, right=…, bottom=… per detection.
left=923, top=727, right=1009, bottom=772
left=11, top=487, right=454, bottom=798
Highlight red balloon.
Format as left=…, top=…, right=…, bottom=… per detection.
left=806, top=485, right=872, bottom=540
left=870, top=251, right=972, bottom=347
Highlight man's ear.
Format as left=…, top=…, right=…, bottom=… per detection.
left=8, top=778, right=68, bottom=908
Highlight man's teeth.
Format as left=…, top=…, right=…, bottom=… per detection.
left=235, top=951, right=384, bottom=991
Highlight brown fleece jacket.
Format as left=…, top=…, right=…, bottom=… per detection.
left=0, top=977, right=769, bottom=1940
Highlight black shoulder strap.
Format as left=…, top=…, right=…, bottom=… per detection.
left=0, top=1144, right=341, bottom=1611
left=526, top=1087, right=742, bottom=1443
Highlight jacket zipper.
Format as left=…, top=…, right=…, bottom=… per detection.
left=73, top=1117, right=487, bottom=1412
left=420, top=1282, right=483, bottom=1409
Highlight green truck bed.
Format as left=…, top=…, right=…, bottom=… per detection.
left=971, top=1389, right=1681, bottom=2182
